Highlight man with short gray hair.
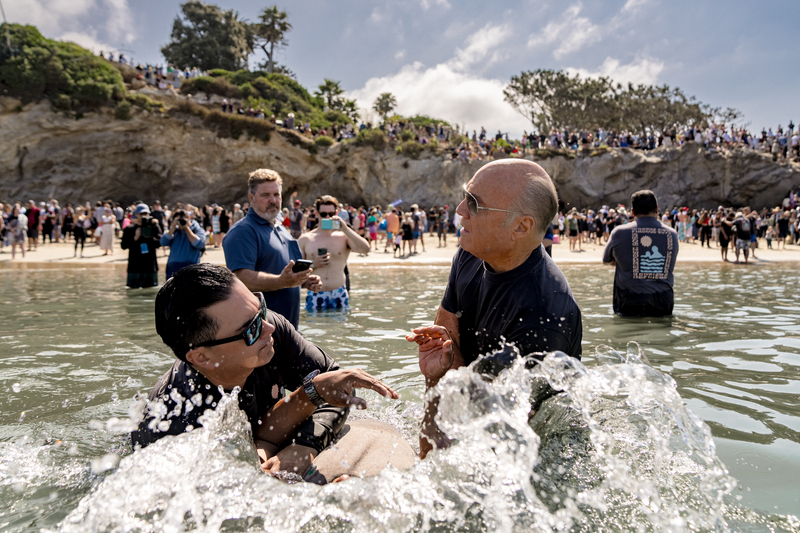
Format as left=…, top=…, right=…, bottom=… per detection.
left=407, top=159, right=582, bottom=457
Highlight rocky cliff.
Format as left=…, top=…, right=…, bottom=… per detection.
left=2, top=96, right=798, bottom=210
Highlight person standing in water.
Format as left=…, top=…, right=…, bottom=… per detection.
left=297, top=195, right=370, bottom=311
left=406, top=160, right=582, bottom=458
left=603, top=190, right=679, bottom=317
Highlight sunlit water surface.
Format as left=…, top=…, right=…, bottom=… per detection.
left=0, top=262, right=798, bottom=532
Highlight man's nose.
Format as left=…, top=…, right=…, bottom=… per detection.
left=455, top=198, right=469, bottom=218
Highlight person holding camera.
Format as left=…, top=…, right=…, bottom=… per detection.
left=121, top=203, right=162, bottom=288
left=297, top=195, right=370, bottom=311
left=160, top=208, right=206, bottom=279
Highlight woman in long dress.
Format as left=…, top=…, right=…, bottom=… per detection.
left=99, top=202, right=115, bottom=255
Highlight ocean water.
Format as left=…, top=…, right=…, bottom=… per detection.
left=0, top=262, right=798, bottom=532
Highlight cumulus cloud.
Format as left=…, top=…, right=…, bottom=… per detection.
left=5, top=0, right=135, bottom=48
left=527, top=3, right=602, bottom=60
left=59, top=31, right=115, bottom=55
left=347, top=24, right=530, bottom=135
left=566, top=56, right=665, bottom=86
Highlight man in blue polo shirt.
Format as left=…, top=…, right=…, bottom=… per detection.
left=223, top=169, right=321, bottom=328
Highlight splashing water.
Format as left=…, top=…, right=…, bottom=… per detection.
left=51, top=343, right=796, bottom=533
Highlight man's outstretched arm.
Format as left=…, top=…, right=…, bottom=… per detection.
left=406, top=306, right=464, bottom=459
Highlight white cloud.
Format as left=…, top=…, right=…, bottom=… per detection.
left=347, top=24, right=530, bottom=135
left=58, top=31, right=114, bottom=55
left=566, top=56, right=665, bottom=86
left=451, top=23, right=511, bottom=70
left=395, top=50, right=406, bottom=60
left=420, top=0, right=451, bottom=10
left=5, top=0, right=135, bottom=47
left=527, top=3, right=602, bottom=60
left=621, top=0, right=652, bottom=12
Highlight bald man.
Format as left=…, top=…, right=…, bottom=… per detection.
left=407, top=160, right=582, bottom=457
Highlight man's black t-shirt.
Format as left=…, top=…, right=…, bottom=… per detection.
left=120, top=223, right=162, bottom=273
left=132, top=310, right=344, bottom=450
left=441, top=246, right=582, bottom=363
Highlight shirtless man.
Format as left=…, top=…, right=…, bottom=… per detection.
left=298, top=195, right=370, bottom=310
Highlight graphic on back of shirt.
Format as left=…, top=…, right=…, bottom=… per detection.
left=631, top=229, right=674, bottom=279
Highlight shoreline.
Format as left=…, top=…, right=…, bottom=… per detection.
left=2, top=237, right=800, bottom=269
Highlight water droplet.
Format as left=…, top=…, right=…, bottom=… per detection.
left=12, top=382, right=21, bottom=393
left=62, top=399, right=70, bottom=407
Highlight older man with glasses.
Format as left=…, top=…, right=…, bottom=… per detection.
left=132, top=263, right=404, bottom=482
left=406, top=159, right=583, bottom=458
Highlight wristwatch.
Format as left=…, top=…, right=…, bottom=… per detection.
left=302, top=370, right=325, bottom=407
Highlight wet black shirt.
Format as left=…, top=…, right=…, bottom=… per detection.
left=132, top=309, right=346, bottom=450
left=441, top=246, right=582, bottom=363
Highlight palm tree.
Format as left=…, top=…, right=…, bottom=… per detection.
left=253, top=5, right=291, bottom=74
left=373, top=92, right=397, bottom=123
left=315, top=79, right=344, bottom=109
left=342, top=99, right=360, bottom=123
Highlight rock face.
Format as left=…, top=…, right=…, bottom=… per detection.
left=2, top=98, right=798, bottom=210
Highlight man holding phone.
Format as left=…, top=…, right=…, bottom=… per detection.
left=224, top=169, right=322, bottom=329
left=297, top=195, right=370, bottom=310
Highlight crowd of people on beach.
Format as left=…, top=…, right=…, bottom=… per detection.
left=3, top=188, right=799, bottom=266
left=554, top=190, right=800, bottom=263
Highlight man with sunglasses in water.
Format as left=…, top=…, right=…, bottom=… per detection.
left=132, top=264, right=408, bottom=482
left=297, top=195, right=370, bottom=311
left=406, top=159, right=582, bottom=458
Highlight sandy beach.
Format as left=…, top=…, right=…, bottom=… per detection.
left=2, top=235, right=800, bottom=268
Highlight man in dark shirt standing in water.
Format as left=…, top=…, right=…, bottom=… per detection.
left=603, top=190, right=679, bottom=316
left=406, top=160, right=583, bottom=457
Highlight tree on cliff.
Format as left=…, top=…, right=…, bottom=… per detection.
left=373, top=93, right=397, bottom=123
left=504, top=69, right=720, bottom=134
left=252, top=5, right=291, bottom=74
left=161, top=1, right=253, bottom=72
left=315, top=79, right=344, bottom=108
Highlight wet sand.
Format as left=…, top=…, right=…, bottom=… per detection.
left=2, top=235, right=799, bottom=268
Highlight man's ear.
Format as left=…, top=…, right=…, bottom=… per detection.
left=186, top=347, right=213, bottom=369
left=512, top=215, right=535, bottom=240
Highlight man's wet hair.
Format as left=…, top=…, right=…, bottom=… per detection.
left=631, top=190, right=658, bottom=216
left=155, top=264, right=235, bottom=361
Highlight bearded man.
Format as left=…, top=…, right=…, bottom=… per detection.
left=223, top=169, right=322, bottom=329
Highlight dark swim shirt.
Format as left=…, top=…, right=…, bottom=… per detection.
left=441, top=246, right=583, bottom=363
left=132, top=309, right=346, bottom=451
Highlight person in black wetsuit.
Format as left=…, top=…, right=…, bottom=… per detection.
left=132, top=264, right=397, bottom=478
left=406, top=160, right=582, bottom=458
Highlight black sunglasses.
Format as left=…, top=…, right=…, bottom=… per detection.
left=195, top=292, right=267, bottom=348
left=318, top=211, right=335, bottom=218
left=463, top=185, right=524, bottom=217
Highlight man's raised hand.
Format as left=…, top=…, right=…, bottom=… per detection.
left=406, top=325, right=455, bottom=384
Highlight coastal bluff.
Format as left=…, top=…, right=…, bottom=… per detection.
left=2, top=96, right=798, bottom=209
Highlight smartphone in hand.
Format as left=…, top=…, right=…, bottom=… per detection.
left=292, top=259, right=313, bottom=273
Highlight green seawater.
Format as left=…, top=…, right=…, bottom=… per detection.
left=0, top=262, right=798, bottom=532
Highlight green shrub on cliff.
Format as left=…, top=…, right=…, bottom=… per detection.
left=115, top=100, right=132, bottom=120
left=180, top=68, right=348, bottom=130
left=314, top=135, right=334, bottom=147
left=0, top=23, right=124, bottom=108
left=355, top=128, right=388, bottom=151
left=171, top=100, right=273, bottom=141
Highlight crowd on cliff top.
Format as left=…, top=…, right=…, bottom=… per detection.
left=3, top=187, right=800, bottom=265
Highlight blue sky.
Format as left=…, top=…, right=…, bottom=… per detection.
left=6, top=0, right=798, bottom=134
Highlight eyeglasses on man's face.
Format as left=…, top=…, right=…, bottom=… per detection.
left=195, top=292, right=267, bottom=348
left=318, top=211, right=336, bottom=218
left=463, top=185, right=525, bottom=218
